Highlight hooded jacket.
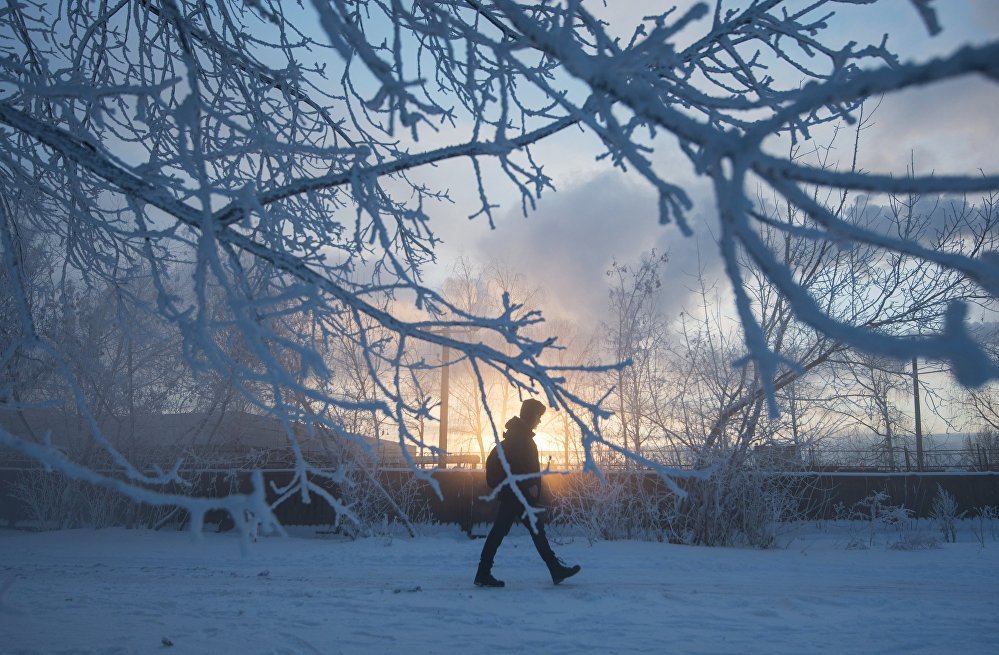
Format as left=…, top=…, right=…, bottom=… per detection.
left=497, top=415, right=541, bottom=502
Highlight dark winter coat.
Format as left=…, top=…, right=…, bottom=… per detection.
left=496, top=415, right=541, bottom=502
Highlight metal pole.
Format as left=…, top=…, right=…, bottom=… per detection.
left=912, top=357, right=924, bottom=471
left=438, top=342, right=450, bottom=469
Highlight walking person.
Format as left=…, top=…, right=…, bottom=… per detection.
left=474, top=398, right=581, bottom=588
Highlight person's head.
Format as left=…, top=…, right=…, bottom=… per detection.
left=519, top=398, right=547, bottom=429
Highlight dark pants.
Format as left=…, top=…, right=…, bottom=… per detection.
left=479, top=494, right=556, bottom=569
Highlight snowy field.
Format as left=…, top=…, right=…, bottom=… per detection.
left=1, top=522, right=997, bottom=654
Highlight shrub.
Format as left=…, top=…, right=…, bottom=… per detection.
left=929, top=485, right=960, bottom=543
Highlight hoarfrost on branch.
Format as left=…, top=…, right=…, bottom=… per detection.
left=0, top=0, right=996, bottom=521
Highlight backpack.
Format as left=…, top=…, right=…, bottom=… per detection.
left=485, top=441, right=506, bottom=489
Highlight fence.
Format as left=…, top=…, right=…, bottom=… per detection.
left=439, top=444, right=999, bottom=473
left=2, top=467, right=998, bottom=532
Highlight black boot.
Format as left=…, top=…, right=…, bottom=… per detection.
left=474, top=562, right=505, bottom=588
left=547, top=558, right=581, bottom=585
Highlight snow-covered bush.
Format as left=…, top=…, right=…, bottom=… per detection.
left=10, top=470, right=137, bottom=529
left=8, top=470, right=77, bottom=529
left=971, top=506, right=998, bottom=548
left=549, top=472, right=675, bottom=544
left=549, top=459, right=817, bottom=548
left=672, top=461, right=813, bottom=549
left=334, top=465, right=429, bottom=539
left=930, top=486, right=961, bottom=543
left=888, top=532, right=941, bottom=551
left=837, top=490, right=915, bottom=549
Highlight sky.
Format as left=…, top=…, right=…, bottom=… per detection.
left=367, top=0, right=999, bottom=443
left=419, top=0, right=999, bottom=326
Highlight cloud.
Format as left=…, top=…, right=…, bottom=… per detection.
left=463, top=169, right=723, bottom=324
left=855, top=78, right=999, bottom=177
left=967, top=4, right=999, bottom=40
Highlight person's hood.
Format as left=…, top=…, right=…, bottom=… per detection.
left=503, top=415, right=535, bottom=440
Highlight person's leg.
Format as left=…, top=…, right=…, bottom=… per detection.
left=518, top=508, right=556, bottom=563
left=475, top=496, right=519, bottom=586
left=520, top=506, right=581, bottom=584
left=479, top=496, right=519, bottom=565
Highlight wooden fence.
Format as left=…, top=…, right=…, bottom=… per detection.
left=2, top=468, right=998, bottom=532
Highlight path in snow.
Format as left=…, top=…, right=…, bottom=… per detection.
left=0, top=524, right=996, bottom=654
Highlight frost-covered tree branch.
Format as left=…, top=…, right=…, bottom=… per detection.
left=1, top=0, right=996, bottom=521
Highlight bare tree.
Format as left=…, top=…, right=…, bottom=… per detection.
left=620, top=122, right=999, bottom=541
left=440, top=259, right=494, bottom=464
left=960, top=316, right=999, bottom=434
left=443, top=258, right=558, bottom=465
left=603, top=251, right=669, bottom=465
left=540, top=317, right=602, bottom=469
left=1, top=1, right=997, bottom=524
left=834, top=354, right=912, bottom=470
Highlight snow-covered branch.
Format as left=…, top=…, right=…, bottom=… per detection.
left=1, top=0, right=996, bottom=524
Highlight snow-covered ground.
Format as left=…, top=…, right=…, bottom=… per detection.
left=1, top=522, right=996, bottom=654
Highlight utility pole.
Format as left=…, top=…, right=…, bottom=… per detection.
left=431, top=326, right=478, bottom=470
left=912, top=357, right=924, bottom=471
left=438, top=340, right=451, bottom=469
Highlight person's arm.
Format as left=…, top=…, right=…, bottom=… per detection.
left=525, top=439, right=541, bottom=499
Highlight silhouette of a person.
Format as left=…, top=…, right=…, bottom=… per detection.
left=474, top=398, right=580, bottom=587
